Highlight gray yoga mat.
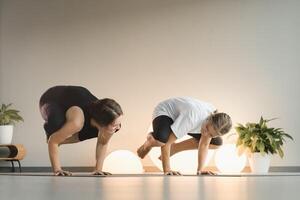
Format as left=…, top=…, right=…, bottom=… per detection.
left=1, top=172, right=300, bottom=177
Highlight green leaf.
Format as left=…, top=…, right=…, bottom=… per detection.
left=259, top=116, right=264, bottom=127
left=265, top=118, right=278, bottom=123
left=283, top=133, right=294, bottom=140
left=278, top=147, right=284, bottom=158
left=259, top=142, right=265, bottom=153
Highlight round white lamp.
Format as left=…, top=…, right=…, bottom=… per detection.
left=214, top=144, right=247, bottom=173
left=103, top=150, right=144, bottom=174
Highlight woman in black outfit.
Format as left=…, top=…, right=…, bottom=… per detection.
left=39, top=86, right=123, bottom=176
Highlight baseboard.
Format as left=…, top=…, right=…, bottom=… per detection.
left=1, top=166, right=300, bottom=173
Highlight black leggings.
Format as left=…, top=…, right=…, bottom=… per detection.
left=152, top=115, right=223, bottom=145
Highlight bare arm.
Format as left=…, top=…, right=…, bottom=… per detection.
left=94, top=129, right=113, bottom=174
left=197, top=134, right=212, bottom=174
left=47, top=106, right=84, bottom=174
left=161, top=132, right=180, bottom=175
left=59, top=133, right=80, bottom=145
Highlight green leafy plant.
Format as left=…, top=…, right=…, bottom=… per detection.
left=0, top=103, right=24, bottom=125
left=236, top=117, right=293, bottom=158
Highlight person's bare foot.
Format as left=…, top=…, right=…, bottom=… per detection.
left=137, top=144, right=152, bottom=159
left=137, top=133, right=164, bottom=159
left=146, top=133, right=157, bottom=144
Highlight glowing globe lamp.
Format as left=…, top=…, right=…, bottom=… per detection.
left=103, top=150, right=144, bottom=174
left=214, top=144, right=246, bottom=173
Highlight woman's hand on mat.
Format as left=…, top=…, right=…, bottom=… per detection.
left=164, top=170, right=182, bottom=176
left=197, top=170, right=217, bottom=176
left=54, top=170, right=72, bottom=176
left=92, top=170, right=112, bottom=176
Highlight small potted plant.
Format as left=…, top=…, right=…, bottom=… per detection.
left=235, top=116, right=293, bottom=173
left=0, top=103, right=24, bottom=144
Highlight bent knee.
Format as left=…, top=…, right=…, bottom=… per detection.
left=152, top=131, right=169, bottom=143
left=210, top=137, right=223, bottom=146
left=65, top=106, right=84, bottom=131
left=68, top=120, right=84, bottom=133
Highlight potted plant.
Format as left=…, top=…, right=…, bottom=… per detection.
left=235, top=117, right=293, bottom=173
left=0, top=103, right=24, bottom=144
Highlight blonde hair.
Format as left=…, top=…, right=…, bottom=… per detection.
left=207, top=111, right=232, bottom=135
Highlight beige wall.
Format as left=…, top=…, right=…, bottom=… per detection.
left=0, top=0, right=299, bottom=167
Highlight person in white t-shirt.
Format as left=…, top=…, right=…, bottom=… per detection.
left=137, top=97, right=232, bottom=175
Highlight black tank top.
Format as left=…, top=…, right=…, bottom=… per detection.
left=40, top=85, right=99, bottom=141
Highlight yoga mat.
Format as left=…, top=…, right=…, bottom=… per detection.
left=1, top=172, right=300, bottom=177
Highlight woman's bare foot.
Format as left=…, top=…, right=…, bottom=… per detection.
left=137, top=144, right=152, bottom=159
left=137, top=133, right=164, bottom=159
left=146, top=133, right=158, bottom=145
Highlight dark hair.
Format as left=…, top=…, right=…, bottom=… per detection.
left=88, top=98, right=123, bottom=126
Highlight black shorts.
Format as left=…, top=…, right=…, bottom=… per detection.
left=188, top=133, right=223, bottom=146
left=152, top=115, right=223, bottom=145
left=40, top=103, right=66, bottom=139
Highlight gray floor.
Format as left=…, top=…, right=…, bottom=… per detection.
left=1, top=173, right=300, bottom=200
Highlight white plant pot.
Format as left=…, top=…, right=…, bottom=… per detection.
left=248, top=153, right=271, bottom=174
left=0, top=125, right=14, bottom=144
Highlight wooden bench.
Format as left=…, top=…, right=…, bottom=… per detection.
left=0, top=144, right=26, bottom=172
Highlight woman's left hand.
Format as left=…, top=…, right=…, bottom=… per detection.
left=197, top=170, right=217, bottom=175
left=92, top=170, right=112, bottom=176
left=54, top=170, right=73, bottom=176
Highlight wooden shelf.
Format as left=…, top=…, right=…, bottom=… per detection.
left=0, top=144, right=26, bottom=172
left=0, top=144, right=26, bottom=160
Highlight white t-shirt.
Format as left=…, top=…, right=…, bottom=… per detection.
left=152, top=97, right=216, bottom=139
